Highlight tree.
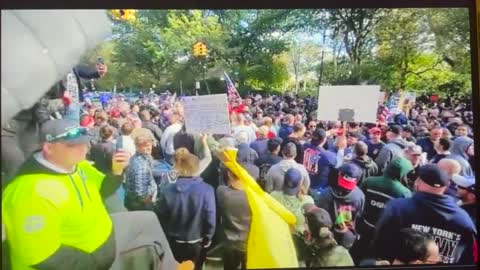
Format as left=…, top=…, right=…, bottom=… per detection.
left=329, top=9, right=386, bottom=65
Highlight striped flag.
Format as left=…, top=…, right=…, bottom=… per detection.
left=224, top=71, right=240, bottom=101
left=377, top=104, right=390, bottom=125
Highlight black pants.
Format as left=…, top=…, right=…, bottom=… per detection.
left=223, top=248, right=246, bottom=270
left=168, top=239, right=204, bottom=270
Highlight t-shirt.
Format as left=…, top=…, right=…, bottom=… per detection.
left=270, top=192, right=314, bottom=234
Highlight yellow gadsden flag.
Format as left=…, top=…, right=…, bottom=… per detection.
left=220, top=148, right=299, bottom=269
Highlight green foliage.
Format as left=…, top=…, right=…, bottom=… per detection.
left=90, top=8, right=471, bottom=96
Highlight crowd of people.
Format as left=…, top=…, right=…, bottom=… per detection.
left=2, top=84, right=477, bottom=269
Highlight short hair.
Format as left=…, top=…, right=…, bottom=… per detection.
left=293, top=123, right=305, bottom=133
left=263, top=117, right=273, bottom=126
left=268, top=138, right=282, bottom=153
left=284, top=114, right=294, bottom=123
left=393, top=228, right=435, bottom=264
left=235, top=131, right=249, bottom=145
left=354, top=141, right=368, bottom=157
left=95, top=111, right=109, bottom=122
left=99, top=126, right=113, bottom=140
left=135, top=135, right=153, bottom=146
left=121, top=122, right=134, bottom=136
left=438, top=138, right=451, bottom=151
left=139, top=110, right=151, bottom=121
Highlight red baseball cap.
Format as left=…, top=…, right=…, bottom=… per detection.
left=110, top=108, right=121, bottom=118
left=369, top=127, right=382, bottom=134
left=80, top=115, right=94, bottom=127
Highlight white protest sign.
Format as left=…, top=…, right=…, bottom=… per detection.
left=182, top=94, right=231, bottom=134
left=317, top=85, right=380, bottom=123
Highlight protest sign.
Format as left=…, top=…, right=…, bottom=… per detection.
left=317, top=85, right=380, bottom=123
left=182, top=94, right=231, bottom=134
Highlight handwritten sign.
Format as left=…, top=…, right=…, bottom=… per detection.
left=181, top=94, right=231, bottom=135
left=317, top=85, right=380, bottom=123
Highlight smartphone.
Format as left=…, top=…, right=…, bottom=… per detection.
left=116, top=137, right=123, bottom=151
left=97, top=56, right=104, bottom=65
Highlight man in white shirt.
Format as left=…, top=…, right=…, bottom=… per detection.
left=160, top=110, right=183, bottom=163
left=231, top=113, right=256, bottom=144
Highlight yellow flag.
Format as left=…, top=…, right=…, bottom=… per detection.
left=221, top=148, right=299, bottom=269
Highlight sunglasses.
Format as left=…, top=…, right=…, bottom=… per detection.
left=45, top=127, right=88, bottom=143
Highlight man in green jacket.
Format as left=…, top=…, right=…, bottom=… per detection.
left=351, top=157, right=414, bottom=263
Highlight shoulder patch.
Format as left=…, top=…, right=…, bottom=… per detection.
left=23, top=215, right=45, bottom=233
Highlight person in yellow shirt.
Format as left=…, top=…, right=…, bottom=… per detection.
left=2, top=119, right=189, bottom=270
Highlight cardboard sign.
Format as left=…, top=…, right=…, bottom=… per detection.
left=181, top=94, right=231, bottom=134
left=317, top=85, right=380, bottom=123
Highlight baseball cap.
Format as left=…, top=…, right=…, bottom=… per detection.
left=417, top=164, right=449, bottom=188
left=337, top=163, right=362, bottom=191
left=302, top=203, right=333, bottom=229
left=387, top=125, right=403, bottom=135
left=79, top=115, right=94, bottom=127
left=369, top=127, right=382, bottom=134
left=452, top=175, right=475, bottom=193
left=282, top=142, right=297, bottom=158
left=403, top=125, right=415, bottom=134
left=40, top=119, right=91, bottom=145
left=283, top=168, right=302, bottom=195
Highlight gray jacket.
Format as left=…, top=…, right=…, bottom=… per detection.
left=265, top=159, right=310, bottom=193
left=375, top=138, right=408, bottom=174
left=447, top=136, right=474, bottom=177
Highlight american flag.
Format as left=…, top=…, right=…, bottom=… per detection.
left=224, top=71, right=240, bottom=102
left=377, top=104, right=390, bottom=125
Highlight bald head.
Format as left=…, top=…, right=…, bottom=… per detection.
left=437, top=159, right=461, bottom=177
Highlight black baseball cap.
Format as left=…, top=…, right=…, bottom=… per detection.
left=417, top=164, right=449, bottom=188
left=387, top=125, right=403, bottom=135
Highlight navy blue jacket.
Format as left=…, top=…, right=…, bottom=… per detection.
left=303, top=143, right=337, bottom=190
left=155, top=177, right=216, bottom=242
left=366, top=140, right=385, bottom=160
left=416, top=138, right=436, bottom=161
left=373, top=192, right=476, bottom=264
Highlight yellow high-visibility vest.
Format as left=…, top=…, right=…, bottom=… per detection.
left=2, top=160, right=113, bottom=270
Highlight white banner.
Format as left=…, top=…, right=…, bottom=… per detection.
left=317, top=85, right=380, bottom=123
left=182, top=94, right=231, bottom=134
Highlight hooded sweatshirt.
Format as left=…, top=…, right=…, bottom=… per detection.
left=350, top=156, right=379, bottom=185
left=447, top=136, right=474, bottom=177
left=357, top=157, right=413, bottom=238
left=373, top=192, right=476, bottom=264
left=2, top=153, right=120, bottom=270
left=374, top=137, right=408, bottom=174
left=315, top=186, right=365, bottom=249
left=265, top=159, right=310, bottom=193
left=155, top=177, right=216, bottom=243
